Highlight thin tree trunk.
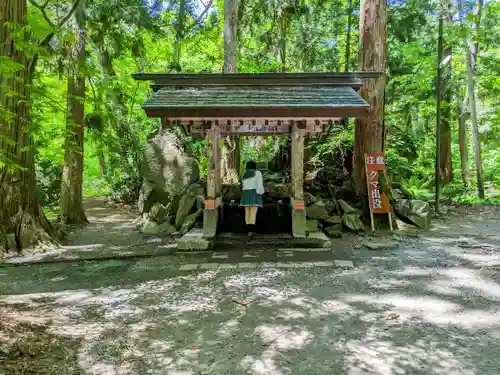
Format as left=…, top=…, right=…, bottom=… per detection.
left=60, top=0, right=88, bottom=224
left=468, top=0, right=484, bottom=198
left=458, top=94, right=469, bottom=186
left=468, top=42, right=484, bottom=198
left=277, top=4, right=287, bottom=73
left=0, top=0, right=57, bottom=251
left=438, top=0, right=454, bottom=183
left=344, top=0, right=353, bottom=72
left=221, top=0, right=241, bottom=185
left=341, top=0, right=354, bottom=129
left=457, top=0, right=469, bottom=187
left=352, top=0, right=388, bottom=198
left=439, top=44, right=453, bottom=183
left=171, top=0, right=186, bottom=72
left=97, top=150, right=107, bottom=177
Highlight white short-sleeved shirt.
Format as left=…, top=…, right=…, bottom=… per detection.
left=242, top=170, right=265, bottom=195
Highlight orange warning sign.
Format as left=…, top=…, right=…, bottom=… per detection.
left=365, top=152, right=391, bottom=214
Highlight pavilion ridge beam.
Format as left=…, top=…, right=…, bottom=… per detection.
left=132, top=72, right=382, bottom=88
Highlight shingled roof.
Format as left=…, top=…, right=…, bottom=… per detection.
left=133, top=72, right=380, bottom=119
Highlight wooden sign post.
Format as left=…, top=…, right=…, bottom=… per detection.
left=364, top=152, right=393, bottom=231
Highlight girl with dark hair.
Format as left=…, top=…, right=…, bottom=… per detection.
left=240, top=160, right=265, bottom=236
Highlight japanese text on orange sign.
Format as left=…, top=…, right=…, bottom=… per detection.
left=365, top=152, right=390, bottom=214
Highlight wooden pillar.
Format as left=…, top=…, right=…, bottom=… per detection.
left=291, top=121, right=306, bottom=238
left=203, top=127, right=221, bottom=238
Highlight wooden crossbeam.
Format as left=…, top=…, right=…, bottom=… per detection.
left=162, top=118, right=342, bottom=137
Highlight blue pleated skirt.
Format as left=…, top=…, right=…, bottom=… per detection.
left=240, top=189, right=263, bottom=207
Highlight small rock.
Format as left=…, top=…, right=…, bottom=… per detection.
left=175, top=182, right=205, bottom=229
left=338, top=199, right=359, bottom=214
left=325, top=227, right=342, bottom=238
left=384, top=312, right=400, bottom=320
left=141, top=218, right=175, bottom=235
left=394, top=199, right=431, bottom=229
left=157, top=221, right=176, bottom=235
left=390, top=188, right=405, bottom=201
left=140, top=218, right=159, bottom=234
left=149, top=203, right=167, bottom=223
left=342, top=213, right=364, bottom=232
left=325, top=216, right=342, bottom=225
left=304, top=192, right=316, bottom=205
left=180, top=209, right=203, bottom=235
left=5, top=233, right=17, bottom=251
left=306, top=200, right=328, bottom=220
left=306, top=219, right=320, bottom=233
left=363, top=241, right=399, bottom=250
left=326, top=223, right=342, bottom=231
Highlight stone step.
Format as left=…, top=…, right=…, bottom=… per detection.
left=214, top=232, right=331, bottom=250
left=177, top=229, right=214, bottom=251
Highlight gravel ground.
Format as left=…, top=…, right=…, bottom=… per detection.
left=1, top=203, right=500, bottom=375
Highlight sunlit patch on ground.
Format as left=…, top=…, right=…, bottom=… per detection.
left=2, top=203, right=500, bottom=374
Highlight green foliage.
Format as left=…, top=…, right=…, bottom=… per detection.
left=109, top=175, right=142, bottom=204
left=35, top=159, right=62, bottom=206
left=11, top=0, right=498, bottom=208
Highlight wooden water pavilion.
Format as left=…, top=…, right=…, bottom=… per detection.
left=133, top=72, right=380, bottom=247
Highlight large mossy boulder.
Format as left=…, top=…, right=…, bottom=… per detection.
left=138, top=129, right=199, bottom=215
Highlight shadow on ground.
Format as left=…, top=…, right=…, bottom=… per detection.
left=5, top=198, right=176, bottom=264
left=2, top=230, right=500, bottom=375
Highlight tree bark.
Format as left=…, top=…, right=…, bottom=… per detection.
left=171, top=0, right=186, bottom=72
left=277, top=5, right=287, bottom=73
left=60, top=0, right=88, bottom=224
left=468, top=41, right=484, bottom=198
left=439, top=44, right=453, bottom=183
left=468, top=0, right=484, bottom=198
left=458, top=94, right=469, bottom=186
left=352, top=0, right=388, bottom=197
left=0, top=0, right=57, bottom=250
left=221, top=0, right=241, bottom=185
left=344, top=0, right=353, bottom=73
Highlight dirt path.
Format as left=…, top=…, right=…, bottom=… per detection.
left=4, top=198, right=176, bottom=264
left=1, top=202, right=500, bottom=375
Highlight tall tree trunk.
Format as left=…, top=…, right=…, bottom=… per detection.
left=352, top=0, right=388, bottom=198
left=468, top=0, right=484, bottom=198
left=171, top=0, right=186, bottom=72
left=439, top=44, right=453, bottom=184
left=0, top=0, right=57, bottom=251
left=97, top=150, right=107, bottom=177
left=340, top=0, right=354, bottom=129
left=457, top=0, right=469, bottom=187
left=344, top=0, right=353, bottom=73
left=60, top=0, right=88, bottom=224
left=221, top=0, right=241, bottom=185
left=458, top=94, right=470, bottom=186
left=277, top=6, right=287, bottom=73
left=438, top=0, right=453, bottom=184
left=468, top=41, right=484, bottom=199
